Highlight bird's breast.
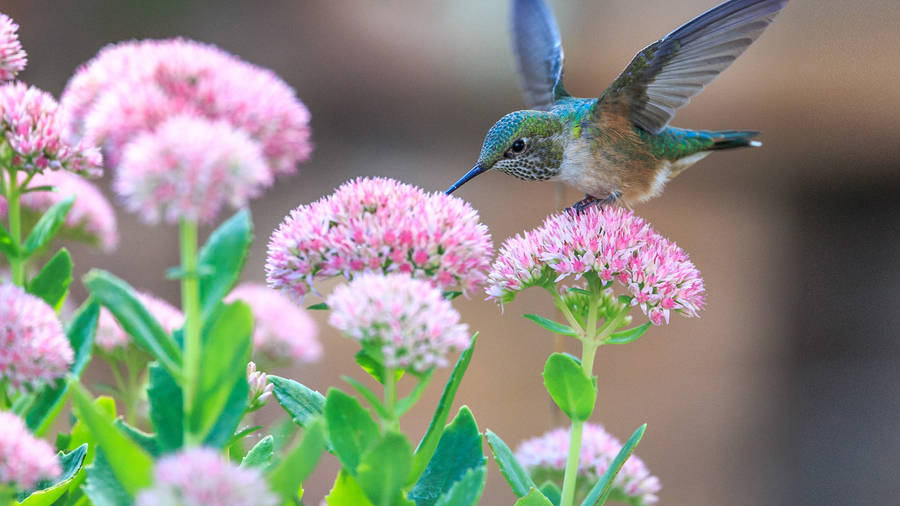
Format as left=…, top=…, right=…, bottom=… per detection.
left=553, top=136, right=620, bottom=197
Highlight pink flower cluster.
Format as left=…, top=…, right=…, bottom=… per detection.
left=225, top=283, right=321, bottom=365
left=0, top=171, right=118, bottom=252
left=0, top=284, right=72, bottom=394
left=0, top=82, right=102, bottom=176
left=327, top=273, right=470, bottom=372
left=96, top=291, right=183, bottom=352
left=266, top=177, right=493, bottom=299
left=487, top=206, right=705, bottom=325
left=516, top=423, right=661, bottom=505
left=0, top=411, right=60, bottom=490
left=135, top=447, right=276, bottom=506
left=0, top=13, right=26, bottom=81
left=60, top=38, right=312, bottom=174
left=114, top=115, right=270, bottom=224
left=246, top=361, right=273, bottom=408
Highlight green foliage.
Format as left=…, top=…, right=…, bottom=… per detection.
left=342, top=375, right=391, bottom=420
left=197, top=209, right=252, bottom=318
left=325, top=388, right=380, bottom=473
left=22, top=196, right=73, bottom=255
left=515, top=489, right=555, bottom=506
left=523, top=313, right=577, bottom=336
left=539, top=482, right=562, bottom=506
left=356, top=349, right=404, bottom=385
left=16, top=445, right=87, bottom=506
left=204, top=373, right=250, bottom=449
left=113, top=420, right=159, bottom=457
left=147, top=363, right=183, bottom=452
left=356, top=432, right=414, bottom=506
left=326, top=470, right=374, bottom=506
left=26, top=248, right=72, bottom=311
left=486, top=429, right=537, bottom=498
left=83, top=450, right=131, bottom=506
left=580, top=424, right=647, bottom=506
left=605, top=322, right=652, bottom=345
left=0, top=222, right=18, bottom=258
left=241, top=435, right=275, bottom=469
left=431, top=465, right=487, bottom=506
left=267, top=418, right=326, bottom=503
left=269, top=375, right=326, bottom=428
left=542, top=353, right=596, bottom=421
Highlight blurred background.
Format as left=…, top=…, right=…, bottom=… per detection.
left=4, top=0, right=900, bottom=503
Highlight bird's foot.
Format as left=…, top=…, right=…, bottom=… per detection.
left=566, top=191, right=621, bottom=214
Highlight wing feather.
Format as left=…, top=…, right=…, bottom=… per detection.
left=511, top=0, right=567, bottom=110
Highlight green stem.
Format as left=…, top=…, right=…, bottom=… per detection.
left=383, top=367, right=398, bottom=432
left=6, top=168, right=25, bottom=286
left=179, top=219, right=202, bottom=445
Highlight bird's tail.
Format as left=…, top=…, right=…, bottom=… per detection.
left=707, top=130, right=762, bottom=150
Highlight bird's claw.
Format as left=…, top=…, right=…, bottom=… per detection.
left=566, top=191, right=621, bottom=214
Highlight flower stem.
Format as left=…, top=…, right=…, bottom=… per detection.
left=179, top=219, right=202, bottom=445
left=5, top=168, right=25, bottom=286
left=383, top=367, right=398, bottom=432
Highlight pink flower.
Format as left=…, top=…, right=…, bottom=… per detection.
left=246, top=361, right=273, bottom=409
left=135, top=447, right=277, bottom=506
left=0, top=171, right=118, bottom=252
left=487, top=206, right=705, bottom=325
left=516, top=423, right=661, bottom=505
left=96, top=291, right=183, bottom=352
left=0, top=284, right=72, bottom=394
left=225, top=283, right=321, bottom=365
left=0, top=82, right=102, bottom=176
left=114, top=115, right=270, bottom=225
left=0, top=412, right=60, bottom=490
left=266, top=177, right=493, bottom=299
left=0, top=14, right=26, bottom=81
left=327, top=273, right=470, bottom=372
left=60, top=38, right=312, bottom=174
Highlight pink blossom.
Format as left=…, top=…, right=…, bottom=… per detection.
left=487, top=206, right=705, bottom=325
left=60, top=38, right=312, bottom=174
left=516, top=423, right=661, bottom=505
left=327, top=273, right=469, bottom=372
left=0, top=82, right=102, bottom=176
left=0, top=411, right=60, bottom=490
left=135, top=447, right=277, bottom=506
left=266, top=177, right=493, bottom=299
left=246, top=361, right=273, bottom=408
left=0, top=14, right=26, bottom=81
left=114, top=115, right=270, bottom=225
left=225, top=283, right=321, bottom=365
left=96, top=291, right=183, bottom=352
left=0, top=171, right=118, bottom=252
left=0, top=284, right=72, bottom=394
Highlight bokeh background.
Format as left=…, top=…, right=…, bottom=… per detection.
left=4, top=0, right=900, bottom=503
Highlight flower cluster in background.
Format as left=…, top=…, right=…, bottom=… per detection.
left=327, top=272, right=470, bottom=372
left=0, top=13, right=26, bottom=81
left=487, top=205, right=705, bottom=325
left=0, top=284, right=72, bottom=394
left=0, top=411, right=60, bottom=490
left=95, top=291, right=183, bottom=352
left=266, top=177, right=493, bottom=299
left=516, top=423, right=661, bottom=505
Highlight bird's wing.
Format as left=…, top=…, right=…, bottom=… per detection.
left=597, top=0, right=789, bottom=134
left=511, top=0, right=568, bottom=110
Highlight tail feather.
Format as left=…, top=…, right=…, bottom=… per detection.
left=708, top=130, right=761, bottom=150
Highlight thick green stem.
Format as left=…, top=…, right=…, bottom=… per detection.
left=6, top=168, right=24, bottom=286
left=179, top=219, right=202, bottom=445
left=383, top=367, right=398, bottom=432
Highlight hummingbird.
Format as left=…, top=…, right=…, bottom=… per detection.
left=445, top=0, right=789, bottom=209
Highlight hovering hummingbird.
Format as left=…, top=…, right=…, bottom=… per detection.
left=445, top=0, right=789, bottom=209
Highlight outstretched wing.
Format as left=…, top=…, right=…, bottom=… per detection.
left=511, top=0, right=568, bottom=110
left=598, top=0, right=789, bottom=134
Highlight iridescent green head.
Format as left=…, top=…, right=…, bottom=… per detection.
left=446, top=110, right=564, bottom=194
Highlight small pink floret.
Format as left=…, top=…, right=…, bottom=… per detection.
left=0, top=411, right=60, bottom=490
left=0, top=13, right=26, bottom=81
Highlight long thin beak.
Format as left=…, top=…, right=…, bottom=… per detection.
left=445, top=164, right=487, bottom=195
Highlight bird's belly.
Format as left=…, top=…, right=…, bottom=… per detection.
left=552, top=139, right=620, bottom=197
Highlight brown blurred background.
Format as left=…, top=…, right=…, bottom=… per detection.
left=4, top=0, right=900, bottom=503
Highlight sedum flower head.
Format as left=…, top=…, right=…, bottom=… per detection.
left=0, top=13, right=26, bottom=81
left=225, top=283, right=321, bottom=365
left=266, top=177, right=493, bottom=299
left=0, top=82, right=102, bottom=176
left=327, top=273, right=469, bottom=372
left=246, top=361, right=273, bottom=410
left=135, top=447, right=277, bottom=506
left=60, top=38, right=312, bottom=174
left=487, top=206, right=705, bottom=325
left=0, top=171, right=118, bottom=252
left=96, top=291, right=183, bottom=352
left=0, top=284, right=72, bottom=394
left=0, top=411, right=60, bottom=490
left=516, top=423, right=661, bottom=505
left=114, top=115, right=270, bottom=225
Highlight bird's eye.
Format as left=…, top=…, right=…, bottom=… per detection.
left=511, top=138, right=526, bottom=153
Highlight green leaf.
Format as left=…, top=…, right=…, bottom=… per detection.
left=523, top=314, right=577, bottom=336
left=580, top=424, right=647, bottom=506
left=26, top=248, right=72, bottom=311
left=542, top=353, right=596, bottom=421
left=356, top=432, right=414, bottom=506
left=342, top=375, right=390, bottom=420
left=267, top=418, right=326, bottom=502
left=442, top=291, right=462, bottom=300
left=325, top=470, right=374, bottom=506
left=0, top=222, right=18, bottom=259
left=411, top=334, right=477, bottom=480
left=270, top=375, right=325, bottom=428
left=69, top=381, right=153, bottom=495
left=147, top=363, right=183, bottom=452
left=539, top=482, right=561, bottom=506
left=396, top=369, right=434, bottom=417
left=23, top=195, right=73, bottom=255
left=83, top=450, right=131, bottom=506
left=25, top=301, right=99, bottom=435
left=188, top=301, right=252, bottom=442
left=324, top=388, right=380, bottom=473
left=485, top=430, right=536, bottom=498
left=307, top=302, right=329, bottom=310
left=84, top=270, right=182, bottom=376
left=432, top=465, right=487, bottom=506
left=113, top=419, right=159, bottom=457
left=409, top=407, right=485, bottom=505
left=204, top=374, right=250, bottom=449
left=17, top=444, right=87, bottom=506
left=241, top=435, right=275, bottom=469
left=197, top=209, right=252, bottom=318
left=515, top=488, right=554, bottom=506
left=605, top=322, right=652, bottom=345
left=355, top=348, right=404, bottom=385
left=567, top=287, right=592, bottom=296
